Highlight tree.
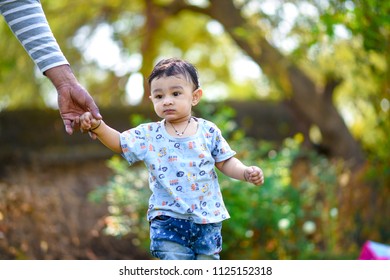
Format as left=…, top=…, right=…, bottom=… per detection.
left=102, top=0, right=369, bottom=168
left=142, top=0, right=368, bottom=168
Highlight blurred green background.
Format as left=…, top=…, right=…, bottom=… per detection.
left=0, top=0, right=389, bottom=260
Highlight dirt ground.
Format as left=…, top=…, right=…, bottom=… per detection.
left=0, top=160, right=150, bottom=260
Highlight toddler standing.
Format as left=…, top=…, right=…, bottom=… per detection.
left=80, top=58, right=264, bottom=260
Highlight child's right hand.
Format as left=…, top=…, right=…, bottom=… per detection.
left=80, top=112, right=93, bottom=131
left=80, top=112, right=101, bottom=139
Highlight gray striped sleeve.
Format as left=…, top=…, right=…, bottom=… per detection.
left=0, top=0, right=69, bottom=73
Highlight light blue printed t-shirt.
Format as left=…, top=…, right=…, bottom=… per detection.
left=120, top=118, right=235, bottom=224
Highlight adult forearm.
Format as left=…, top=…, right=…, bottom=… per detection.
left=45, top=64, right=77, bottom=89
left=0, top=0, right=68, bottom=73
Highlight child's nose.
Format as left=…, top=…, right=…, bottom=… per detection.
left=163, top=96, right=173, bottom=105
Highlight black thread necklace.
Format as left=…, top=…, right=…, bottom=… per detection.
left=167, top=116, right=192, bottom=136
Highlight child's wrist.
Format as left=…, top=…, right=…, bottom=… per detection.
left=89, top=119, right=102, bottom=131
left=243, top=169, right=249, bottom=182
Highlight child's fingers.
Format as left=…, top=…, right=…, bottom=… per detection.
left=252, top=177, right=263, bottom=186
left=248, top=167, right=264, bottom=185
left=80, top=114, right=93, bottom=132
left=85, top=112, right=94, bottom=122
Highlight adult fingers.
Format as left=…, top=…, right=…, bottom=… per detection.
left=63, top=118, right=73, bottom=135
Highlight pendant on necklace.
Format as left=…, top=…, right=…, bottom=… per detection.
left=169, top=117, right=192, bottom=136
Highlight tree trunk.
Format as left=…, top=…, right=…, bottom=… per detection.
left=203, top=0, right=365, bottom=168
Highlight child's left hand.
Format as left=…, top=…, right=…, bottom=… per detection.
left=244, top=166, right=264, bottom=186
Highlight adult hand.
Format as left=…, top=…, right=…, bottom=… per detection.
left=57, top=81, right=101, bottom=135
left=45, top=65, right=102, bottom=135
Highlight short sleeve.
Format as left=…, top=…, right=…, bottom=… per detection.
left=120, top=127, right=148, bottom=165
left=209, top=124, right=236, bottom=163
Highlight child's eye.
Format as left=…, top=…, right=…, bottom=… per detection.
left=155, top=94, right=163, bottom=99
left=173, top=91, right=181, bottom=96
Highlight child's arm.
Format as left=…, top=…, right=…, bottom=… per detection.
left=80, top=112, right=122, bottom=154
left=215, top=157, right=264, bottom=186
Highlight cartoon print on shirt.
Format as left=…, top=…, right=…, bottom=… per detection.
left=187, top=172, right=197, bottom=182
left=158, top=166, right=168, bottom=172
left=158, top=147, right=167, bottom=157
left=188, top=141, right=197, bottom=150
left=155, top=134, right=164, bottom=143
left=121, top=119, right=236, bottom=224
left=199, top=158, right=210, bottom=168
left=191, top=183, right=199, bottom=191
left=187, top=204, right=198, bottom=213
left=168, top=155, right=178, bottom=162
left=201, top=183, right=209, bottom=193
left=169, top=179, right=179, bottom=186
left=200, top=200, right=207, bottom=210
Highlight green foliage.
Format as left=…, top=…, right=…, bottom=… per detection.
left=88, top=156, right=151, bottom=248
left=219, top=136, right=350, bottom=259
left=324, top=0, right=390, bottom=53
left=194, top=102, right=238, bottom=138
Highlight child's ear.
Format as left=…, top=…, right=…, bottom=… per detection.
left=192, top=88, right=203, bottom=106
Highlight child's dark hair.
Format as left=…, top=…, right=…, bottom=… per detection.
left=148, top=58, right=200, bottom=90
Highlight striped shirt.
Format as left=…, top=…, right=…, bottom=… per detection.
left=0, top=0, right=68, bottom=73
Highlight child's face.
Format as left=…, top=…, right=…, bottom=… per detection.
left=149, top=74, right=202, bottom=122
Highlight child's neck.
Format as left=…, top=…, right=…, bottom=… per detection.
left=165, top=116, right=197, bottom=137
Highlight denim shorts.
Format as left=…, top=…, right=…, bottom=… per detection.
left=150, top=215, right=222, bottom=260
